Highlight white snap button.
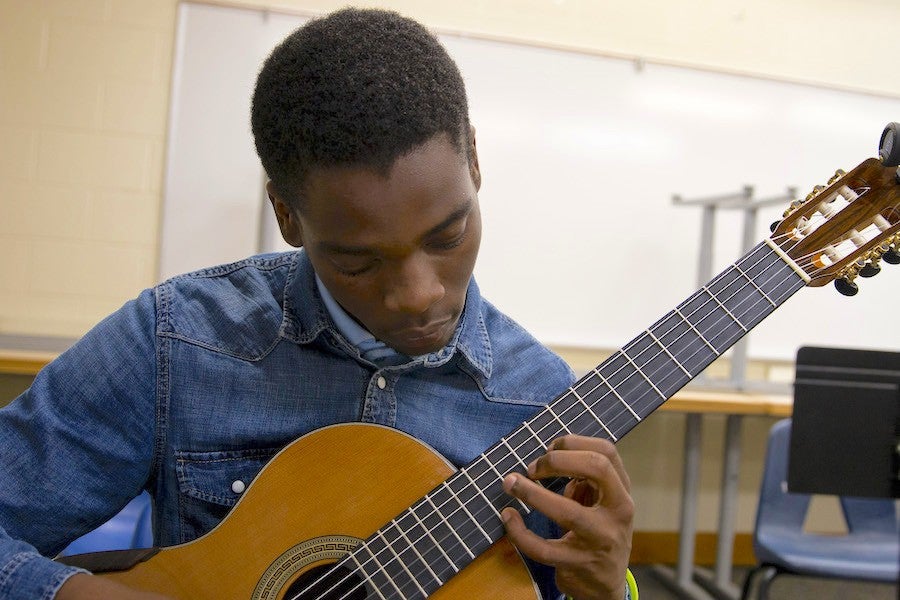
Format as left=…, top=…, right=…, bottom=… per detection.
left=377, top=376, right=387, bottom=389
left=231, top=480, right=246, bottom=494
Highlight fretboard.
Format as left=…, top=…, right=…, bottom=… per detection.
left=339, top=240, right=809, bottom=600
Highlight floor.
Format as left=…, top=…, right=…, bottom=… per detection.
left=630, top=565, right=899, bottom=599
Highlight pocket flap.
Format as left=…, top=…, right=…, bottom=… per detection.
left=175, top=447, right=279, bottom=506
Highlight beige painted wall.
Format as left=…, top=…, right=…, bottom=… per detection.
left=2, top=0, right=895, bottom=534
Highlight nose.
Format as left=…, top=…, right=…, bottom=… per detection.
left=383, top=254, right=445, bottom=314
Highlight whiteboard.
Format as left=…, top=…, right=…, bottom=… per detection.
left=160, top=2, right=900, bottom=361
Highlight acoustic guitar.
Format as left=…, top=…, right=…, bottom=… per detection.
left=61, top=125, right=900, bottom=599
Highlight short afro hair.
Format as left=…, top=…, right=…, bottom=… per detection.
left=251, top=8, right=472, bottom=206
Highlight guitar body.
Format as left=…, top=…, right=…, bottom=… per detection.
left=97, top=423, right=540, bottom=599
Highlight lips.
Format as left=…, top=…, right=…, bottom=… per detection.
left=390, top=317, right=454, bottom=353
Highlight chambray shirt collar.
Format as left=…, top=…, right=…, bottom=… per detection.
left=281, top=250, right=492, bottom=379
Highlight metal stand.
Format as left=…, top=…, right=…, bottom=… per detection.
left=650, top=186, right=795, bottom=600
left=672, top=186, right=795, bottom=389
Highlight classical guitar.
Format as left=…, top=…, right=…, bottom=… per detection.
left=61, top=125, right=900, bottom=599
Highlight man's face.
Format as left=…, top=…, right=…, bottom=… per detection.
left=273, top=134, right=482, bottom=356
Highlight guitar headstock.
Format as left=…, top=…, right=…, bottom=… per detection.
left=772, top=123, right=900, bottom=295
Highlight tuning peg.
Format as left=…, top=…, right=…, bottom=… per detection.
left=879, top=123, right=900, bottom=167
left=859, top=260, right=881, bottom=278
left=883, top=248, right=900, bottom=264
left=769, top=220, right=780, bottom=232
left=835, top=277, right=859, bottom=296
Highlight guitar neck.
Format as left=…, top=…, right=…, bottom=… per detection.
left=343, top=239, right=809, bottom=599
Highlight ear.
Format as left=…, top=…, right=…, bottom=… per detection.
left=468, top=125, right=481, bottom=192
left=266, top=181, right=303, bottom=248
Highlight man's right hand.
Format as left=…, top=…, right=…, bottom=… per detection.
left=56, top=573, right=175, bottom=600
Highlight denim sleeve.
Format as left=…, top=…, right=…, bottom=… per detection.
left=0, top=289, right=158, bottom=599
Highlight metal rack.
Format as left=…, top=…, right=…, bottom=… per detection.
left=672, top=185, right=796, bottom=390
left=652, top=185, right=797, bottom=600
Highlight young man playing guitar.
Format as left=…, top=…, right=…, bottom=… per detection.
left=0, top=8, right=634, bottom=600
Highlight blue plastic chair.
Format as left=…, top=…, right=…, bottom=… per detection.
left=740, top=419, right=899, bottom=599
left=58, top=491, right=153, bottom=557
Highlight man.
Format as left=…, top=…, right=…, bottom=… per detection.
left=0, top=8, right=633, bottom=600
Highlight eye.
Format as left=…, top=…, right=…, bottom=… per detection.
left=430, top=231, right=468, bottom=251
left=331, top=258, right=377, bottom=277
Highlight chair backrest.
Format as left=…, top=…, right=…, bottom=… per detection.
left=840, top=496, right=899, bottom=536
left=59, top=491, right=153, bottom=556
left=754, top=419, right=811, bottom=531
left=756, top=418, right=899, bottom=536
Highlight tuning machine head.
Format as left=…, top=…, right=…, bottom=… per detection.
left=879, top=123, right=900, bottom=168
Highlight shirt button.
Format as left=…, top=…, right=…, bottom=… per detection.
left=231, top=480, right=246, bottom=494
left=377, top=376, right=387, bottom=389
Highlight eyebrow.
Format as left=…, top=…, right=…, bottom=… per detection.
left=319, top=199, right=473, bottom=256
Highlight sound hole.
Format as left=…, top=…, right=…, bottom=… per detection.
left=282, top=562, right=368, bottom=600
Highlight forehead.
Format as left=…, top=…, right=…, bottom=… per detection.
left=299, top=137, right=475, bottom=246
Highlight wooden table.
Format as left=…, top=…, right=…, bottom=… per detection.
left=653, top=387, right=792, bottom=600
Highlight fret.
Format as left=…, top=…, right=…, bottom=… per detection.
left=410, top=500, right=469, bottom=576
left=345, top=553, right=387, bottom=600
left=423, top=494, right=475, bottom=560
left=521, top=421, right=550, bottom=451
left=526, top=410, right=566, bottom=448
left=405, top=507, right=460, bottom=574
left=459, top=467, right=502, bottom=519
left=592, top=368, right=639, bottom=424
left=621, top=330, right=693, bottom=404
left=701, top=285, right=748, bottom=332
left=709, top=257, right=786, bottom=336
left=647, top=311, right=715, bottom=380
left=590, top=352, right=665, bottom=436
left=479, top=453, right=531, bottom=514
left=546, top=405, right=573, bottom=435
left=499, top=436, right=531, bottom=472
left=673, top=306, right=720, bottom=356
left=763, top=237, right=811, bottom=283
left=390, top=520, right=443, bottom=589
left=430, top=481, right=493, bottom=558
left=568, top=387, right=617, bottom=441
left=645, top=328, right=692, bottom=378
left=620, top=349, right=666, bottom=399
left=738, top=245, right=804, bottom=313
left=554, top=391, right=619, bottom=442
left=440, top=481, right=493, bottom=544
left=733, top=263, right=777, bottom=307
left=375, top=529, right=428, bottom=598
left=350, top=543, right=399, bottom=600
left=567, top=387, right=606, bottom=427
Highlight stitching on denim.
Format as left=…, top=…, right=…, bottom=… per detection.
left=162, top=253, right=294, bottom=284
left=157, top=331, right=282, bottom=362
left=0, top=552, right=29, bottom=591
left=281, top=252, right=331, bottom=345
left=42, top=566, right=86, bottom=600
left=150, top=286, right=170, bottom=491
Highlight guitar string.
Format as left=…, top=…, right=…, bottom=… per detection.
left=306, top=235, right=835, bottom=600
left=339, top=201, right=900, bottom=599
left=296, top=182, right=900, bottom=598
left=298, top=225, right=877, bottom=600
left=295, top=232, right=828, bottom=600
left=291, top=232, right=818, bottom=600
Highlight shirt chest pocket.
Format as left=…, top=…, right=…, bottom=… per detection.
left=174, top=447, right=279, bottom=543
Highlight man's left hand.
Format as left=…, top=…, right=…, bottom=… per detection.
left=501, top=435, right=634, bottom=600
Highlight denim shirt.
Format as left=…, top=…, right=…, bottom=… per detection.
left=0, top=250, right=576, bottom=599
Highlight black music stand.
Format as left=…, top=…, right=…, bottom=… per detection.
left=788, top=346, right=900, bottom=499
